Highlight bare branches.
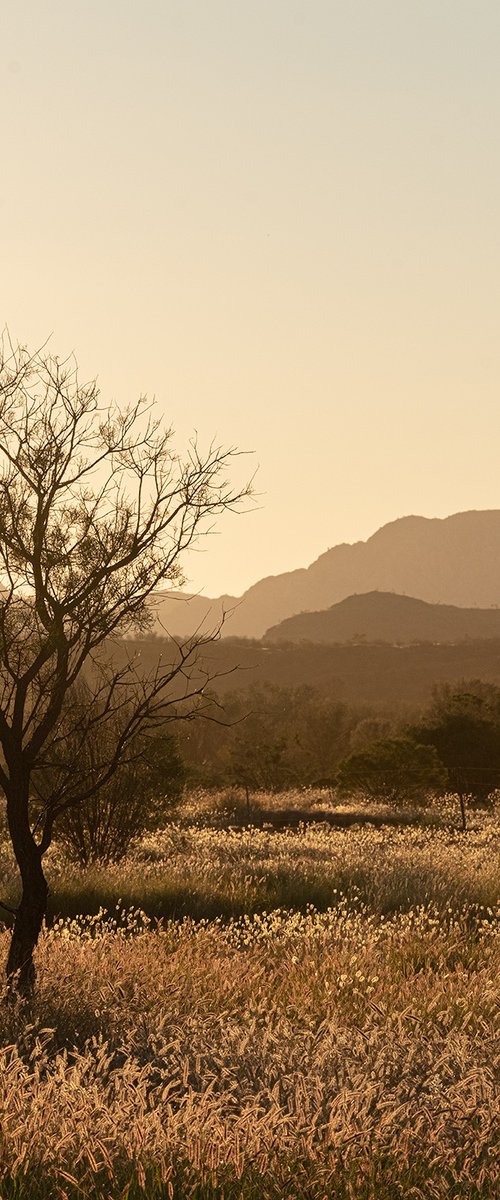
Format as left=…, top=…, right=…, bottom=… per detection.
left=0, top=338, right=250, bottom=633
left=0, top=335, right=252, bottom=855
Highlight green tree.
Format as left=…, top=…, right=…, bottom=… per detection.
left=348, top=715, right=395, bottom=753
left=336, top=736, right=447, bottom=806
left=229, top=706, right=291, bottom=792
left=224, top=685, right=357, bottom=794
left=410, top=682, right=500, bottom=829
left=288, top=690, right=357, bottom=787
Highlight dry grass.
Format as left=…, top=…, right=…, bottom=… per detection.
left=2, top=795, right=498, bottom=923
left=0, top=804, right=498, bottom=1197
left=46, top=808, right=500, bottom=920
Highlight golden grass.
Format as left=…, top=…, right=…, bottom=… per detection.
left=0, top=808, right=498, bottom=1197
left=38, top=807, right=500, bottom=920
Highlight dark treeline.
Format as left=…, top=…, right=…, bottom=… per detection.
left=175, top=678, right=500, bottom=832
left=51, top=677, right=500, bottom=864
left=176, top=683, right=399, bottom=790
left=86, top=632, right=500, bottom=836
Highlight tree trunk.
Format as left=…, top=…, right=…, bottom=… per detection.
left=6, top=854, right=48, bottom=996
left=459, top=792, right=467, bottom=833
left=6, top=789, right=48, bottom=996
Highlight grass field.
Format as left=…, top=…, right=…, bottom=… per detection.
left=0, top=797, right=498, bottom=1198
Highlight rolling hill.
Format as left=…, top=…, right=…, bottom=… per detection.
left=264, top=591, right=500, bottom=645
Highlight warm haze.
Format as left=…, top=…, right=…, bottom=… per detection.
left=3, top=1, right=500, bottom=596
left=1, top=7, right=499, bottom=1195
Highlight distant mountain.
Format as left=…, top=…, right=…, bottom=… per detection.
left=151, top=510, right=500, bottom=640
left=265, top=591, right=500, bottom=645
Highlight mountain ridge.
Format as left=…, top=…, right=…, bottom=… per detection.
left=151, top=510, right=500, bottom=639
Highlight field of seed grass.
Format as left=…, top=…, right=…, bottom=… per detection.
left=0, top=793, right=498, bottom=1198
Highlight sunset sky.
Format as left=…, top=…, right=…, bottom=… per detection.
left=2, top=1, right=500, bottom=597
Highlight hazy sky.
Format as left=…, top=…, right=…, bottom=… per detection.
left=2, top=2, right=500, bottom=596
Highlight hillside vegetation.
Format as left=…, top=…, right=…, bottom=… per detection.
left=121, top=634, right=500, bottom=707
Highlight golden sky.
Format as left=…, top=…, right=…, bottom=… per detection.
left=2, top=1, right=500, bottom=596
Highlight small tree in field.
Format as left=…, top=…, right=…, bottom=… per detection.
left=0, top=336, right=249, bottom=992
left=410, top=683, right=500, bottom=830
left=336, top=736, right=447, bottom=807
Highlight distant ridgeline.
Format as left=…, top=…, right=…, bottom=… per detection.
left=148, top=510, right=500, bottom=641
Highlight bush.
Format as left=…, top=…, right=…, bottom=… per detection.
left=336, top=736, right=447, bottom=806
left=58, top=732, right=184, bottom=864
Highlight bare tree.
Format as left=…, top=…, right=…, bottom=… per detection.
left=0, top=335, right=250, bottom=992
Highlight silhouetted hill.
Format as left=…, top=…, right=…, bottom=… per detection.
left=151, top=510, right=500, bottom=639
left=265, top=591, right=500, bottom=645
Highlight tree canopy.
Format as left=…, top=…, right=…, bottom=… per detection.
left=336, top=736, right=447, bottom=806
left=0, top=336, right=249, bottom=990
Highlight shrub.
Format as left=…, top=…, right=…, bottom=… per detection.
left=336, top=736, right=447, bottom=806
left=58, top=731, right=184, bottom=865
